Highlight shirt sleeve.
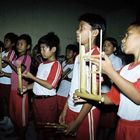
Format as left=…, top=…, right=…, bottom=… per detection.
left=47, top=61, right=62, bottom=88
left=106, top=84, right=120, bottom=105
left=133, top=78, right=140, bottom=93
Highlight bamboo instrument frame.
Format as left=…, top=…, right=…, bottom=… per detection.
left=74, top=30, right=104, bottom=103
left=36, top=122, right=67, bottom=134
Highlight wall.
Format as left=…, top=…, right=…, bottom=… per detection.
left=0, top=0, right=136, bottom=55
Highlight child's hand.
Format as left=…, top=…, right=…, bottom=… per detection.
left=73, top=94, right=87, bottom=103
left=22, top=71, right=34, bottom=79
left=85, top=52, right=113, bottom=75
left=2, top=56, right=10, bottom=63
left=17, top=85, right=28, bottom=95
left=0, top=71, right=4, bottom=77
left=64, top=121, right=77, bottom=136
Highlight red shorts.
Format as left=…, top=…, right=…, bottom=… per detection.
left=9, top=90, right=28, bottom=127
left=61, top=107, right=100, bottom=140
left=115, top=118, right=140, bottom=140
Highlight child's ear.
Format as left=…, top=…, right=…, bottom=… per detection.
left=27, top=45, right=31, bottom=50
left=51, top=46, right=56, bottom=52
left=92, top=29, right=99, bottom=37
left=113, top=47, right=116, bottom=52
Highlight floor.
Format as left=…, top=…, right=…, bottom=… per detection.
left=0, top=120, right=37, bottom=140
left=0, top=120, right=115, bottom=140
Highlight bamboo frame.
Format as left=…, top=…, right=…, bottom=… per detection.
left=74, top=30, right=104, bottom=103
left=37, top=122, right=67, bottom=134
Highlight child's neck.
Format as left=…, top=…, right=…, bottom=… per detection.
left=4, top=48, right=12, bottom=52
left=66, top=58, right=74, bottom=64
left=84, top=43, right=96, bottom=52
left=18, top=52, right=26, bottom=57
left=46, top=55, right=56, bottom=62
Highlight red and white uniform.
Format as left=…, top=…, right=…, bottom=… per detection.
left=66, top=46, right=100, bottom=140
left=10, top=54, right=31, bottom=127
left=0, top=50, right=16, bottom=118
left=0, top=50, right=16, bottom=85
left=57, top=61, right=74, bottom=115
left=107, top=62, right=140, bottom=140
left=33, top=61, right=62, bottom=96
left=32, top=60, right=62, bottom=124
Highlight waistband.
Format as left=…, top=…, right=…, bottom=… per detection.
left=33, top=95, right=56, bottom=99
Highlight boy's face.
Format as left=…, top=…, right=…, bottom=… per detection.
left=103, top=40, right=116, bottom=56
left=4, top=38, right=13, bottom=49
left=40, top=43, right=54, bottom=59
left=66, top=49, right=75, bottom=60
left=122, top=26, right=140, bottom=55
left=16, top=39, right=29, bottom=54
left=76, top=21, right=92, bottom=46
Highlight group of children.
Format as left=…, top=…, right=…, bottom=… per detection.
left=0, top=12, right=140, bottom=140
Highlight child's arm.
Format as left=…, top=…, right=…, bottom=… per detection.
left=3, top=57, right=27, bottom=74
left=59, top=101, right=68, bottom=124
left=94, top=53, right=140, bottom=105
left=22, top=71, right=53, bottom=89
left=106, top=68, right=140, bottom=104
left=64, top=103, right=92, bottom=135
left=0, top=71, right=11, bottom=77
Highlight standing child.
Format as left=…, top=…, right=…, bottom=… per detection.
left=78, top=21, right=140, bottom=140
left=0, top=33, right=17, bottom=131
left=98, top=37, right=123, bottom=140
left=22, top=32, right=62, bottom=140
left=2, top=34, right=32, bottom=140
left=59, top=13, right=106, bottom=140
left=57, top=44, right=78, bottom=117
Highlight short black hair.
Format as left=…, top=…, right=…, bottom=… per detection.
left=38, top=32, right=60, bottom=49
left=38, top=32, right=60, bottom=57
left=104, top=37, right=118, bottom=48
left=79, top=13, right=106, bottom=34
left=18, top=34, right=32, bottom=46
left=66, top=44, right=79, bottom=54
left=79, top=13, right=106, bottom=47
left=4, top=32, right=18, bottom=44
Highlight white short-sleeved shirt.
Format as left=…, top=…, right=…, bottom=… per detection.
left=0, top=50, right=16, bottom=85
left=33, top=61, right=62, bottom=96
left=68, top=47, right=99, bottom=112
left=57, top=61, right=74, bottom=97
left=118, top=63, right=140, bottom=120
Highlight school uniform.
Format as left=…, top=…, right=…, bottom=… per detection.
left=0, top=50, right=16, bottom=119
left=32, top=60, right=62, bottom=123
left=64, top=46, right=100, bottom=140
left=9, top=54, right=31, bottom=127
left=107, top=62, right=140, bottom=140
left=57, top=60, right=74, bottom=115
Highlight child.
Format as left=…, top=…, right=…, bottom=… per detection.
left=57, top=44, right=78, bottom=117
left=102, top=37, right=123, bottom=93
left=59, top=13, right=106, bottom=140
left=99, top=37, right=123, bottom=140
left=0, top=33, right=17, bottom=131
left=2, top=34, right=32, bottom=140
left=22, top=32, right=62, bottom=140
left=76, top=21, right=140, bottom=140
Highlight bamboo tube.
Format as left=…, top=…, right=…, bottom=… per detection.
left=99, top=29, right=103, bottom=96
left=80, top=45, right=86, bottom=93
left=91, top=65, right=97, bottom=94
left=17, top=63, right=23, bottom=94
